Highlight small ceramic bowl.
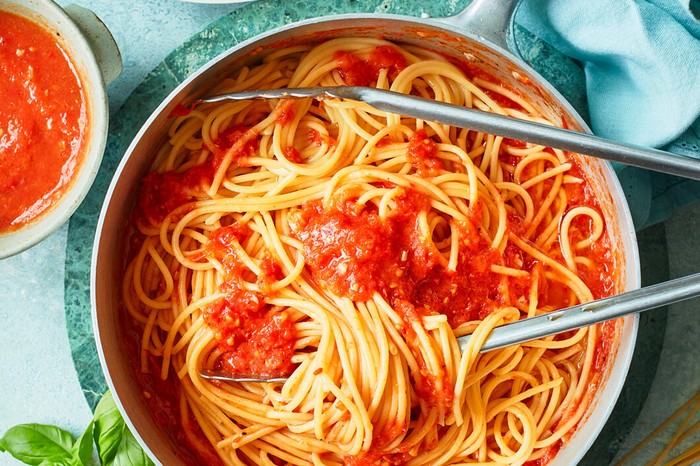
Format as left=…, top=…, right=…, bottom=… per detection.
left=0, top=0, right=121, bottom=259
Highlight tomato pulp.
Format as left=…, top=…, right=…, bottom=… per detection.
left=0, top=10, right=88, bottom=232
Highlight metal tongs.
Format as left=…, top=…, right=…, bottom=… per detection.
left=201, top=273, right=700, bottom=383
left=195, top=86, right=700, bottom=383
left=197, top=86, right=700, bottom=180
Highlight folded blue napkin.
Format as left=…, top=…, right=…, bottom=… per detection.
left=517, top=0, right=700, bottom=229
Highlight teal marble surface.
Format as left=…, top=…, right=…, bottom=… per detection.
left=61, top=0, right=669, bottom=464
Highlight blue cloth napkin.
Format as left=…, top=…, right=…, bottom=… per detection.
left=517, top=0, right=700, bottom=229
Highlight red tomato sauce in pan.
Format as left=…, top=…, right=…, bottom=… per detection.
left=334, top=45, right=407, bottom=86
left=203, top=224, right=297, bottom=379
left=0, top=10, right=88, bottom=232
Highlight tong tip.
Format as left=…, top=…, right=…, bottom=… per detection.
left=199, top=370, right=288, bottom=383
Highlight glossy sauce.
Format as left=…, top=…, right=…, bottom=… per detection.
left=292, top=191, right=502, bottom=325
left=137, top=125, right=259, bottom=223
left=407, top=129, right=443, bottom=176
left=334, top=45, right=407, bottom=86
left=204, top=225, right=296, bottom=379
left=138, top=163, right=213, bottom=223
left=291, top=169, right=616, bottom=411
left=0, top=11, right=88, bottom=231
left=291, top=189, right=507, bottom=408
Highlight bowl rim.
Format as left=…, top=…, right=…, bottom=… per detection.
left=0, top=0, right=109, bottom=259
left=92, top=11, right=641, bottom=466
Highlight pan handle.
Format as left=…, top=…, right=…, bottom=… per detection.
left=436, top=0, right=521, bottom=52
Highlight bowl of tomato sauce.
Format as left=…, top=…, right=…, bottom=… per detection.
left=0, top=0, right=121, bottom=259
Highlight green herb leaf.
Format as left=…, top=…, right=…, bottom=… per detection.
left=92, top=391, right=153, bottom=466
left=0, top=424, right=74, bottom=465
left=1, top=391, right=154, bottom=466
left=92, top=391, right=125, bottom=465
left=110, top=428, right=154, bottom=466
left=70, top=420, right=94, bottom=466
left=38, top=460, right=71, bottom=466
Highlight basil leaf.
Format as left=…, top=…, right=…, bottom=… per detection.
left=110, top=428, right=154, bottom=466
left=92, top=391, right=125, bottom=465
left=69, top=420, right=94, bottom=466
left=38, top=461, right=72, bottom=466
left=0, top=424, right=73, bottom=465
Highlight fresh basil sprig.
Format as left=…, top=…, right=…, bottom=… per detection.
left=0, top=391, right=154, bottom=466
left=0, top=423, right=81, bottom=465
left=92, top=392, right=153, bottom=466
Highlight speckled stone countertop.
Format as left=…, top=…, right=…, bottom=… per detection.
left=1, top=1, right=698, bottom=465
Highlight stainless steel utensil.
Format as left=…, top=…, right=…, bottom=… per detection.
left=198, top=86, right=700, bottom=180
left=200, top=271, right=700, bottom=383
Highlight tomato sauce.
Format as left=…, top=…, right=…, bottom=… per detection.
left=137, top=125, right=259, bottom=224
left=291, top=175, right=617, bottom=413
left=125, top=40, right=621, bottom=466
left=209, top=124, right=258, bottom=169
left=407, top=129, right=443, bottom=176
left=446, top=55, right=525, bottom=112
left=0, top=11, right=88, bottom=232
left=284, top=146, right=303, bottom=163
left=291, top=189, right=509, bottom=408
left=203, top=225, right=296, bottom=378
left=307, top=128, right=325, bottom=146
left=137, top=162, right=213, bottom=223
left=562, top=160, right=616, bottom=299
left=169, top=104, right=193, bottom=117
left=274, top=99, right=296, bottom=125
left=334, top=46, right=407, bottom=86
left=292, top=190, right=502, bottom=326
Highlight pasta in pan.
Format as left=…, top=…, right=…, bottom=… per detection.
left=123, top=37, right=619, bottom=465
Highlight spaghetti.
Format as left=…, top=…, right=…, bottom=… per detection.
left=124, top=37, right=620, bottom=465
